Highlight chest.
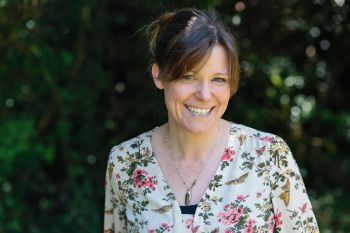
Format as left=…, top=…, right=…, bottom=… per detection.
left=122, top=164, right=274, bottom=233
left=152, top=134, right=230, bottom=206
left=160, top=153, right=222, bottom=205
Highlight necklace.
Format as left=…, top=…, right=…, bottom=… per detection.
left=164, top=123, right=220, bottom=205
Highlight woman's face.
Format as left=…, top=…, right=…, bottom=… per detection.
left=153, top=45, right=231, bottom=134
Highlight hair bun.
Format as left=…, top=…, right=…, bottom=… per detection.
left=158, top=12, right=176, bottom=26
left=147, top=12, right=175, bottom=58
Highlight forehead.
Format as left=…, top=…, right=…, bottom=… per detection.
left=191, top=45, right=229, bottom=75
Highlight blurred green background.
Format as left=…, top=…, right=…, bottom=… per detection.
left=0, top=0, right=349, bottom=232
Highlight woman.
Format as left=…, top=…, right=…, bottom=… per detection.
left=104, top=8, right=319, bottom=233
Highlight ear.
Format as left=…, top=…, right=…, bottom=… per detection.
left=151, top=63, right=164, bottom=89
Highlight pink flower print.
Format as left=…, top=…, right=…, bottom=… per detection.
left=224, top=229, right=232, bottom=233
left=230, top=207, right=243, bottom=217
left=274, top=211, right=282, bottom=228
left=259, top=136, right=273, bottom=142
left=192, top=226, right=199, bottom=233
left=246, top=218, right=256, bottom=226
left=131, top=169, right=158, bottom=190
left=132, top=168, right=146, bottom=187
left=235, top=207, right=244, bottom=220
left=115, top=173, right=120, bottom=180
left=255, top=145, right=266, bottom=157
left=185, top=217, right=194, bottom=229
left=244, top=226, right=253, bottom=233
left=145, top=176, right=158, bottom=190
left=217, top=212, right=229, bottom=225
left=217, top=206, right=244, bottom=226
left=132, top=168, right=146, bottom=178
left=147, top=230, right=156, bottom=233
left=269, top=210, right=282, bottom=231
left=221, top=147, right=235, bottom=161
left=244, top=218, right=256, bottom=233
left=140, top=179, right=147, bottom=187
left=161, top=223, right=170, bottom=231
left=236, top=194, right=246, bottom=201
left=223, top=204, right=230, bottom=210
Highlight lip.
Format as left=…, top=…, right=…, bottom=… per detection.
left=185, top=104, right=213, bottom=110
left=184, top=104, right=215, bottom=116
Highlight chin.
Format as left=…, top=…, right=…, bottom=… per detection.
left=181, top=119, right=220, bottom=134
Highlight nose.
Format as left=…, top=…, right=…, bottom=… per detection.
left=195, top=81, right=212, bottom=101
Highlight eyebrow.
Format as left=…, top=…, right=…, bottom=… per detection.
left=212, top=73, right=229, bottom=76
left=185, top=72, right=229, bottom=76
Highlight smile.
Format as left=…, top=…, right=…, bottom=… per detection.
left=185, top=105, right=213, bottom=116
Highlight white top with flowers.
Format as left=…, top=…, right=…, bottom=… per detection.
left=104, top=122, right=319, bottom=233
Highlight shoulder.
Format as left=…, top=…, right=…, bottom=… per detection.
left=229, top=122, right=292, bottom=158
left=230, top=121, right=280, bottom=143
left=107, top=129, right=154, bottom=164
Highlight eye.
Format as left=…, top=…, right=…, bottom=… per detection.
left=212, top=77, right=227, bottom=83
left=183, top=74, right=195, bottom=80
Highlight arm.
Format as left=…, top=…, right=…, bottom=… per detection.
left=104, top=147, right=127, bottom=233
left=269, top=137, right=319, bottom=233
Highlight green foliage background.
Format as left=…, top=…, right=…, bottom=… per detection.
left=0, top=0, right=349, bottom=232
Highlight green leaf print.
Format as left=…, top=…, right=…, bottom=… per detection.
left=209, top=175, right=223, bottom=191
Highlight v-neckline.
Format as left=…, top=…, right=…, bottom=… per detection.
left=146, top=121, right=238, bottom=220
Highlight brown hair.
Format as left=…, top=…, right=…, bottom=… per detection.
left=147, top=8, right=240, bottom=96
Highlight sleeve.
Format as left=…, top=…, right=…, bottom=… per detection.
left=104, top=147, right=127, bottom=233
left=269, top=137, right=319, bottom=233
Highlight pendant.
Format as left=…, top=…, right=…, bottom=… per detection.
left=185, top=190, right=191, bottom=205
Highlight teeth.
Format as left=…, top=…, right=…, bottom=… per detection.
left=187, top=106, right=211, bottom=116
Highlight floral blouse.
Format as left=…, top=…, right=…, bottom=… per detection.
left=104, top=122, right=319, bottom=233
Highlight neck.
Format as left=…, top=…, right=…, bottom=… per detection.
left=166, top=120, right=222, bottom=160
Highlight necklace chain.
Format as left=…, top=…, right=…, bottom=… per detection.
left=164, top=123, right=220, bottom=205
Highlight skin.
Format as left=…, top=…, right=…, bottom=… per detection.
left=152, top=45, right=231, bottom=159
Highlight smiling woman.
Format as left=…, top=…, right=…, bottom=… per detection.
left=104, top=8, right=319, bottom=233
left=152, top=45, right=231, bottom=135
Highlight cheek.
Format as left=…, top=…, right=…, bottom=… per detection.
left=216, top=86, right=231, bottom=103
left=164, top=86, right=187, bottom=102
left=163, top=89, right=183, bottom=112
